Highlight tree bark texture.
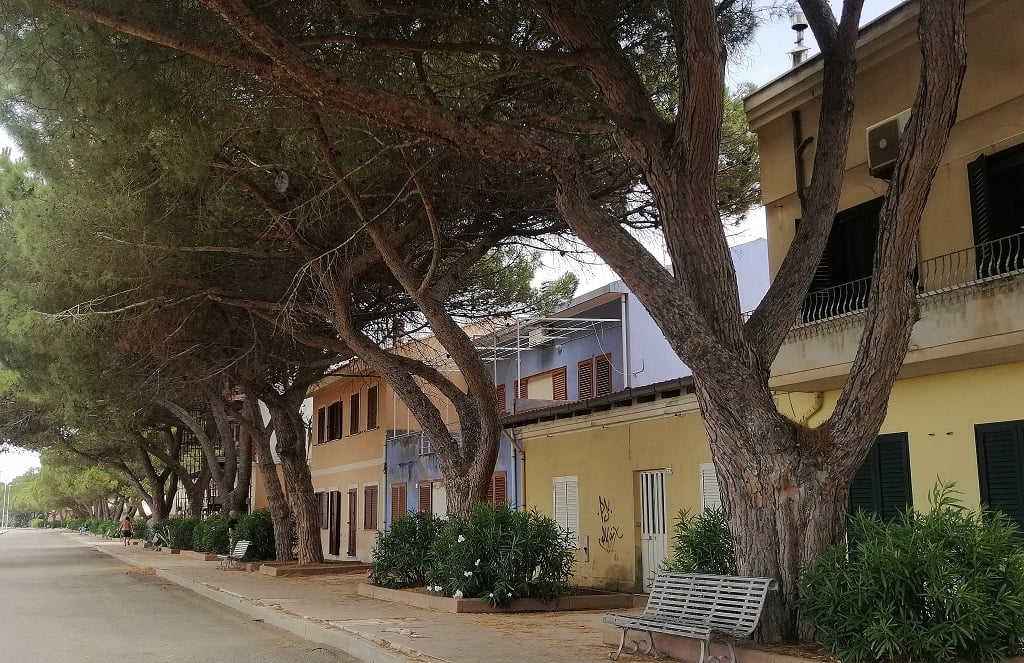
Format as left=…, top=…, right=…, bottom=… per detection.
left=238, top=395, right=294, bottom=562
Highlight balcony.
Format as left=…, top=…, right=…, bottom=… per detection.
left=772, top=231, right=1024, bottom=390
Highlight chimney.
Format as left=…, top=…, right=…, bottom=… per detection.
left=789, top=11, right=810, bottom=67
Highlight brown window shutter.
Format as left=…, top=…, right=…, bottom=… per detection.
left=492, top=472, right=507, bottom=506
left=418, top=482, right=432, bottom=512
left=367, top=385, right=379, bottom=429
left=552, top=367, right=567, bottom=401
left=391, top=483, right=407, bottom=520
left=496, top=383, right=507, bottom=412
left=317, top=492, right=329, bottom=529
left=518, top=377, right=529, bottom=399
left=316, top=408, right=327, bottom=445
left=595, top=354, right=613, bottom=396
left=578, top=359, right=594, bottom=399
left=350, top=393, right=360, bottom=435
left=364, top=485, right=378, bottom=529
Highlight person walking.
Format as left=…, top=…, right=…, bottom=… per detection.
left=120, top=516, right=133, bottom=547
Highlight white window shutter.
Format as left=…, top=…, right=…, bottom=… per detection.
left=553, top=476, right=579, bottom=548
left=700, top=463, right=722, bottom=512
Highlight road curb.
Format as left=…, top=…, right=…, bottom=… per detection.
left=80, top=538, right=417, bottom=663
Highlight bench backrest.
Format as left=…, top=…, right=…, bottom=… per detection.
left=643, top=573, right=776, bottom=638
left=232, top=540, right=251, bottom=558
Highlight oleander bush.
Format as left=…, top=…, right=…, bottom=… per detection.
left=664, top=507, right=737, bottom=576
left=800, top=482, right=1024, bottom=663
left=236, top=509, right=275, bottom=560
left=29, top=518, right=45, bottom=528
left=427, top=503, right=575, bottom=607
left=370, top=503, right=576, bottom=607
left=369, top=510, right=442, bottom=588
left=191, top=513, right=229, bottom=554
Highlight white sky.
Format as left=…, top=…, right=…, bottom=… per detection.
left=0, top=0, right=902, bottom=481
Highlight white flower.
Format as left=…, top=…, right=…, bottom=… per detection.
left=475, top=559, right=480, bottom=566
left=463, top=570, right=473, bottom=577
left=453, top=590, right=463, bottom=599
left=457, top=535, right=466, bottom=543
left=488, top=592, right=494, bottom=598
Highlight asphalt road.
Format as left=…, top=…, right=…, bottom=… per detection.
left=0, top=529, right=361, bottom=663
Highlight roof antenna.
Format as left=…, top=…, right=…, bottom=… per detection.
left=789, top=11, right=810, bottom=67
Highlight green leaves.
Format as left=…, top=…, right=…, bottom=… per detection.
left=664, top=507, right=737, bottom=576
left=800, top=482, right=1024, bottom=663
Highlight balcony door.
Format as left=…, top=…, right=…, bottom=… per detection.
left=968, top=145, right=1024, bottom=277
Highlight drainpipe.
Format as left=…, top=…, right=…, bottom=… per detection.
left=620, top=293, right=630, bottom=389
left=511, top=432, right=526, bottom=510
left=798, top=392, right=825, bottom=425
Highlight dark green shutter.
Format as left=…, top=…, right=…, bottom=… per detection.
left=967, top=154, right=995, bottom=277
left=976, top=421, right=1024, bottom=532
left=849, top=433, right=912, bottom=519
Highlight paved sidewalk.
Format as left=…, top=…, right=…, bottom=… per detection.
left=65, top=531, right=622, bottom=663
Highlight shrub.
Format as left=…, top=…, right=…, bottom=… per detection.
left=664, top=507, right=736, bottom=576
left=192, top=514, right=229, bottom=554
left=236, top=509, right=275, bottom=560
left=427, top=503, right=575, bottom=607
left=28, top=518, right=45, bottom=528
left=800, top=482, right=1024, bottom=663
left=156, top=517, right=199, bottom=549
left=370, top=511, right=442, bottom=588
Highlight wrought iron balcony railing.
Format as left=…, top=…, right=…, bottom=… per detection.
left=798, top=230, right=1024, bottom=325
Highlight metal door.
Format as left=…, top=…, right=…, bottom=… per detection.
left=639, top=470, right=668, bottom=592
left=346, top=489, right=357, bottom=557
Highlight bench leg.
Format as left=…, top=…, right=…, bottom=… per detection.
left=609, top=627, right=628, bottom=661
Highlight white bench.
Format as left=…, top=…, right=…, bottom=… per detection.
left=217, top=540, right=251, bottom=569
left=603, top=572, right=776, bottom=662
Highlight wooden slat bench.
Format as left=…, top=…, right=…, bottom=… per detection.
left=217, top=540, right=251, bottom=569
left=603, top=572, right=777, bottom=662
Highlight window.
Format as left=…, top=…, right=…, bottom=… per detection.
left=418, top=482, right=432, bottom=512
left=849, top=433, right=912, bottom=520
left=363, top=485, right=379, bottom=530
left=366, top=385, right=379, bottom=430
left=485, top=472, right=508, bottom=506
left=552, top=367, right=567, bottom=401
left=419, top=434, right=433, bottom=456
left=968, top=145, right=1024, bottom=277
left=578, top=359, right=594, bottom=399
left=391, top=483, right=407, bottom=521
left=350, top=392, right=360, bottom=435
left=496, top=383, right=507, bottom=412
left=316, top=407, right=327, bottom=445
left=976, top=420, right=1024, bottom=533
left=699, top=463, right=722, bottom=512
left=515, top=378, right=528, bottom=399
left=327, top=401, right=343, bottom=441
left=595, top=354, right=613, bottom=396
left=801, top=197, right=883, bottom=322
left=553, top=475, right=579, bottom=547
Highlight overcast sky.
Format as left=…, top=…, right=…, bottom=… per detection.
left=0, top=1, right=904, bottom=481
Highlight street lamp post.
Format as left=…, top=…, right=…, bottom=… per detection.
left=0, top=482, right=8, bottom=532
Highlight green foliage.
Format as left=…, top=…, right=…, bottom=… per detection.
left=370, top=511, right=443, bottom=589
left=664, top=507, right=737, bottom=576
left=800, top=482, right=1024, bottom=663
left=158, top=517, right=201, bottom=550
left=28, top=518, right=44, bottom=528
left=236, top=510, right=275, bottom=561
left=427, top=503, right=575, bottom=607
left=191, top=514, right=229, bottom=554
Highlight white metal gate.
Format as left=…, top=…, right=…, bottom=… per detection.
left=639, top=470, right=668, bottom=592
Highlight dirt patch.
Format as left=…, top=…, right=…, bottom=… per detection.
left=127, top=567, right=156, bottom=576
left=744, top=641, right=840, bottom=662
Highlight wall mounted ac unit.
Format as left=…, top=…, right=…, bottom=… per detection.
left=866, top=109, right=911, bottom=179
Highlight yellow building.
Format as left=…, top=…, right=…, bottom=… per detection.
left=745, top=0, right=1024, bottom=523
left=513, top=0, right=1024, bottom=593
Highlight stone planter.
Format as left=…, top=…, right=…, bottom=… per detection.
left=358, top=583, right=633, bottom=613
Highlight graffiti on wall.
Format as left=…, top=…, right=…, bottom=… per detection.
left=597, top=495, right=623, bottom=552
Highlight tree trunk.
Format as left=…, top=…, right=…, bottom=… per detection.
left=264, top=395, right=322, bottom=564
left=240, top=396, right=293, bottom=562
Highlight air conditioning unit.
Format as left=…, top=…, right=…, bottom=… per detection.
left=866, top=109, right=911, bottom=179
left=527, top=326, right=551, bottom=348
